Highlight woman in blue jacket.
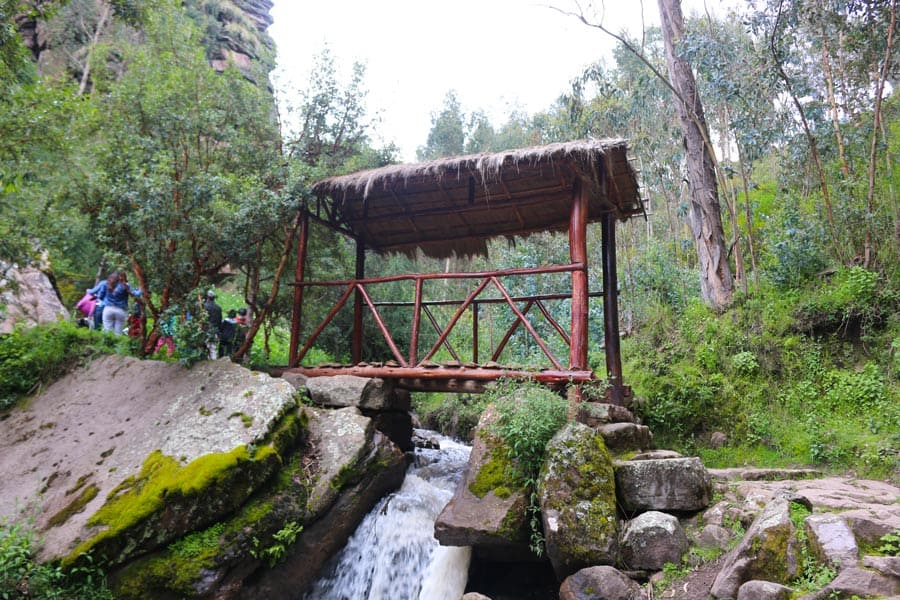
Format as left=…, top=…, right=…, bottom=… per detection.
left=99, top=271, right=141, bottom=335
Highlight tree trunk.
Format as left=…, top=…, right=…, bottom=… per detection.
left=657, top=0, right=734, bottom=310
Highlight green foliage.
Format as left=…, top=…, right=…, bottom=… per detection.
left=790, top=502, right=837, bottom=594
left=0, top=519, right=113, bottom=599
left=168, top=523, right=225, bottom=559
left=488, top=380, right=568, bottom=478
left=250, top=521, right=302, bottom=567
left=626, top=271, right=899, bottom=478
left=0, top=321, right=131, bottom=412
left=876, top=530, right=900, bottom=556
left=412, top=393, right=488, bottom=441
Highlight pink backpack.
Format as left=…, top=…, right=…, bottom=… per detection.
left=76, top=293, right=97, bottom=317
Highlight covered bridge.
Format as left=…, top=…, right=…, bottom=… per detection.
left=285, top=139, right=643, bottom=404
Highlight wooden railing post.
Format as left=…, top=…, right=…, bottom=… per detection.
left=289, top=210, right=309, bottom=368
left=569, top=179, right=589, bottom=371
left=352, top=235, right=365, bottom=364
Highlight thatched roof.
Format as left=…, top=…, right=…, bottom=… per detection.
left=311, top=139, right=643, bottom=258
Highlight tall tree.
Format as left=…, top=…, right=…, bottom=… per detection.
left=657, top=0, right=733, bottom=310
left=75, top=1, right=283, bottom=347
left=417, top=90, right=466, bottom=160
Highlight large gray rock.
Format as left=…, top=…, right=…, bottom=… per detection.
left=804, top=513, right=858, bottom=571
left=0, top=356, right=298, bottom=567
left=538, top=422, right=618, bottom=580
left=615, top=457, right=712, bottom=514
left=434, top=404, right=530, bottom=554
left=0, top=261, right=68, bottom=334
left=305, top=375, right=406, bottom=411
left=737, top=580, right=794, bottom=600
left=596, top=422, right=652, bottom=453
left=576, top=402, right=635, bottom=427
left=710, top=496, right=801, bottom=599
left=620, top=511, right=689, bottom=571
left=559, top=565, right=648, bottom=600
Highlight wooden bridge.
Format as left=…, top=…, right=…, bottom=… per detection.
left=285, top=140, right=644, bottom=404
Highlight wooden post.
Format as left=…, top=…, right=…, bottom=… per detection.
left=409, top=277, right=423, bottom=365
left=472, top=301, right=479, bottom=363
left=289, top=211, right=309, bottom=368
left=352, top=235, right=365, bottom=364
left=601, top=211, right=625, bottom=405
left=569, top=179, right=589, bottom=371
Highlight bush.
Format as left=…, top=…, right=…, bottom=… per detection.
left=0, top=519, right=113, bottom=599
left=488, top=380, right=569, bottom=478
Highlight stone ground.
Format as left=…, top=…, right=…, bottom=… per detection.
left=650, top=468, right=900, bottom=599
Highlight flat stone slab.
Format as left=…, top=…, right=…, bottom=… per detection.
left=0, top=355, right=297, bottom=562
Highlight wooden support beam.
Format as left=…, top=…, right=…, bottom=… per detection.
left=601, top=211, right=625, bottom=405
left=289, top=211, right=309, bottom=367
left=569, top=178, right=589, bottom=371
left=352, top=235, right=365, bottom=364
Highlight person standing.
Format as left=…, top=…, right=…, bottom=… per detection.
left=101, top=271, right=141, bottom=335
left=203, top=290, right=222, bottom=359
left=86, top=279, right=107, bottom=329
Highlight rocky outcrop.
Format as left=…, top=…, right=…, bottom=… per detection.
left=538, top=422, right=618, bottom=580
left=0, top=262, right=68, bottom=334
left=434, top=404, right=530, bottom=557
left=1, top=356, right=407, bottom=599
left=301, top=374, right=413, bottom=451
left=0, top=356, right=298, bottom=566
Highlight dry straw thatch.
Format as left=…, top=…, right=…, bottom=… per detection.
left=311, top=139, right=643, bottom=258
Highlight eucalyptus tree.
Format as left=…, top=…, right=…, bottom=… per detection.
left=681, top=13, right=788, bottom=289
left=748, top=0, right=898, bottom=267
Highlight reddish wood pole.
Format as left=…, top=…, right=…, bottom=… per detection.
left=352, top=236, right=365, bottom=364
left=569, top=179, right=589, bottom=371
left=601, top=211, right=625, bottom=405
left=289, top=211, right=309, bottom=368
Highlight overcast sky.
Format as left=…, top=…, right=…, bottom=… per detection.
left=268, top=1, right=732, bottom=162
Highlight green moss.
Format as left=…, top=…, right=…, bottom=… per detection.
left=330, top=463, right=359, bottom=491
left=47, top=483, right=99, bottom=528
left=469, top=447, right=523, bottom=499
left=229, top=411, right=254, bottom=427
left=66, top=444, right=266, bottom=564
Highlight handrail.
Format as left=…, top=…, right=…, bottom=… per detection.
left=290, top=262, right=584, bottom=287
left=292, top=263, right=588, bottom=369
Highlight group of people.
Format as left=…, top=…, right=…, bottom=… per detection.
left=202, top=290, right=251, bottom=359
left=79, top=270, right=142, bottom=336
left=76, top=275, right=252, bottom=361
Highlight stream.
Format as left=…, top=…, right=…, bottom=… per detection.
left=301, top=431, right=472, bottom=600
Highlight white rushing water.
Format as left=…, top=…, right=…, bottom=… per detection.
left=302, top=431, right=472, bottom=600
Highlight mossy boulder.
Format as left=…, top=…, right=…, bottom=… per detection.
left=109, top=406, right=407, bottom=599
left=538, top=421, right=618, bottom=580
left=0, top=355, right=299, bottom=569
left=710, top=496, right=801, bottom=599
left=434, top=404, right=530, bottom=556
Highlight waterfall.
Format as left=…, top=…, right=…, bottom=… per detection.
left=302, top=431, right=472, bottom=600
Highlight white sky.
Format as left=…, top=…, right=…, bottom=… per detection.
left=268, top=0, right=731, bottom=162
